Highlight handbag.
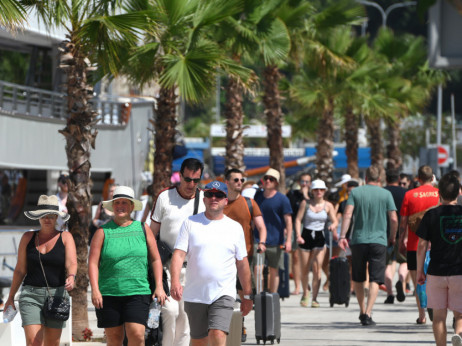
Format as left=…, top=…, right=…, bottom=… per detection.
left=37, top=233, right=70, bottom=321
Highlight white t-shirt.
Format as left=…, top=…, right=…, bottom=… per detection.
left=175, top=213, right=247, bottom=304
left=151, top=187, right=205, bottom=249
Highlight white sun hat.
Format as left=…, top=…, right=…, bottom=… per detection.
left=24, top=195, right=70, bottom=222
left=311, top=179, right=327, bottom=190
left=335, top=174, right=352, bottom=187
left=102, top=186, right=143, bottom=212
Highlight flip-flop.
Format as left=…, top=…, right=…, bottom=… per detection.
left=416, top=318, right=426, bottom=324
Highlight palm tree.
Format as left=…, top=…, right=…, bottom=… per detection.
left=125, top=0, right=249, bottom=197
left=12, top=1, right=150, bottom=338
left=0, top=0, right=26, bottom=28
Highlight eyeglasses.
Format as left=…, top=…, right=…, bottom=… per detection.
left=233, top=178, right=245, bottom=183
left=263, top=176, right=277, bottom=183
left=182, top=176, right=201, bottom=184
left=300, top=180, right=311, bottom=185
left=204, top=191, right=227, bottom=199
left=399, top=182, right=407, bottom=186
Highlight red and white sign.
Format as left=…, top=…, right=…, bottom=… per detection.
left=438, top=145, right=450, bottom=167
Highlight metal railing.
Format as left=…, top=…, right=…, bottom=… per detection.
left=0, top=80, right=131, bottom=126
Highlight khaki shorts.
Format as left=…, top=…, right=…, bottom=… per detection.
left=253, top=245, right=284, bottom=270
left=19, top=285, right=68, bottom=329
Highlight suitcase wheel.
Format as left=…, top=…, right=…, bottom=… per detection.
left=271, top=340, right=274, bottom=345
left=277, top=338, right=281, bottom=343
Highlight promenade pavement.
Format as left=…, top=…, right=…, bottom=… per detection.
left=77, top=269, right=456, bottom=345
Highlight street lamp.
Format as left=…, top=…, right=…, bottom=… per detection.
left=357, top=0, right=417, bottom=33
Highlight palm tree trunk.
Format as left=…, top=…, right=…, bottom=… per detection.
left=152, top=86, right=177, bottom=198
left=263, top=65, right=285, bottom=191
left=315, top=99, right=335, bottom=186
left=58, top=37, right=95, bottom=340
left=344, top=106, right=359, bottom=179
left=224, top=76, right=245, bottom=172
left=366, top=117, right=383, bottom=167
left=386, top=116, right=402, bottom=171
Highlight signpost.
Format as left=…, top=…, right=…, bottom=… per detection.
left=437, top=145, right=450, bottom=167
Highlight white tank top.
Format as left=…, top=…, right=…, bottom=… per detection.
left=303, top=203, right=328, bottom=231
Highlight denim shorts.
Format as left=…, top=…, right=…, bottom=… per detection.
left=19, top=285, right=68, bottom=329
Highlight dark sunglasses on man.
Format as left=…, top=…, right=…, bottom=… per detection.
left=182, top=175, right=201, bottom=184
left=204, top=191, right=227, bottom=199
left=233, top=178, right=245, bottom=183
left=263, top=175, right=277, bottom=182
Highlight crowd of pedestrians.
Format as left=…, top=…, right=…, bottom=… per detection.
left=4, top=158, right=462, bottom=346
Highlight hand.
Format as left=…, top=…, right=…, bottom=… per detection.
left=388, top=237, right=396, bottom=247
left=257, top=243, right=266, bottom=253
left=154, top=287, right=169, bottom=306
left=241, top=297, right=253, bottom=317
left=284, top=241, right=292, bottom=253
left=4, top=298, right=15, bottom=312
left=65, top=275, right=75, bottom=291
left=91, top=290, right=103, bottom=309
left=170, top=282, right=183, bottom=301
left=399, top=236, right=407, bottom=256
left=416, top=270, right=426, bottom=286
left=296, top=236, right=305, bottom=245
left=338, top=238, right=349, bottom=251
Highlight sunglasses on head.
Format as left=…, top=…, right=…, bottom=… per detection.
left=182, top=176, right=201, bottom=184
left=204, top=191, right=227, bottom=199
left=233, top=178, right=245, bottom=183
left=263, top=176, right=277, bottom=182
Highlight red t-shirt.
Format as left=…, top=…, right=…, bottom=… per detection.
left=400, top=184, right=439, bottom=251
left=224, top=195, right=262, bottom=256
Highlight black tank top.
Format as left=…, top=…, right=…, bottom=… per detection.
left=23, top=232, right=66, bottom=287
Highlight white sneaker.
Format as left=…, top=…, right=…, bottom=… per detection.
left=452, top=334, right=462, bottom=346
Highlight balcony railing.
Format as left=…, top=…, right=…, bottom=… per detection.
left=0, top=80, right=131, bottom=126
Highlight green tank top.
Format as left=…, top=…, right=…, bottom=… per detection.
left=99, top=220, right=151, bottom=296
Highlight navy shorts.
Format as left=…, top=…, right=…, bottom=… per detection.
left=96, top=294, right=151, bottom=328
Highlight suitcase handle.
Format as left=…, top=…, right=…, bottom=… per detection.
left=256, top=252, right=263, bottom=294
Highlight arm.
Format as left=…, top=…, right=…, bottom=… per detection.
left=4, top=232, right=33, bottom=311
left=388, top=210, right=398, bottom=246
left=144, top=223, right=168, bottom=305
left=416, top=238, right=429, bottom=285
left=253, top=215, right=267, bottom=253
left=62, top=232, right=77, bottom=292
left=150, top=221, right=161, bottom=238
left=338, top=204, right=354, bottom=251
left=398, top=215, right=409, bottom=255
left=92, top=203, right=102, bottom=226
left=327, top=202, right=339, bottom=242
left=236, top=257, right=253, bottom=316
left=88, top=228, right=104, bottom=309
left=141, top=202, right=151, bottom=223
left=170, top=249, right=186, bottom=301
left=294, top=200, right=306, bottom=245
left=284, top=213, right=292, bottom=253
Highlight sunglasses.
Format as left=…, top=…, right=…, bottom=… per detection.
left=399, top=182, right=407, bottom=186
left=233, top=178, right=245, bottom=183
left=263, top=176, right=277, bottom=182
left=204, top=191, right=227, bottom=199
left=182, top=176, right=201, bottom=184
left=300, top=180, right=311, bottom=184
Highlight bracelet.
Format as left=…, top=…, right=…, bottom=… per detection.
left=68, top=274, right=76, bottom=278
left=259, top=242, right=266, bottom=245
left=339, top=237, right=346, bottom=240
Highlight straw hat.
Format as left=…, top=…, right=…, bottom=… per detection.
left=264, top=168, right=280, bottom=183
left=24, top=195, right=70, bottom=221
left=102, top=186, right=143, bottom=212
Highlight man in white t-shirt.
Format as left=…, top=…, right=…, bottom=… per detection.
left=171, top=181, right=253, bottom=346
left=150, top=158, right=205, bottom=346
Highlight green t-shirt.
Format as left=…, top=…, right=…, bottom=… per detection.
left=346, top=185, right=396, bottom=246
left=99, top=220, right=151, bottom=296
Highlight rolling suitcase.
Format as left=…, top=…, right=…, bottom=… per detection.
left=255, top=253, right=281, bottom=345
left=277, top=252, right=290, bottom=299
left=328, top=256, right=350, bottom=307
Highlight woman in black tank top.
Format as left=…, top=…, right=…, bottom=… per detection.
left=3, top=195, right=77, bottom=345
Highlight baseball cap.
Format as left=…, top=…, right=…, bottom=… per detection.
left=204, top=181, right=228, bottom=196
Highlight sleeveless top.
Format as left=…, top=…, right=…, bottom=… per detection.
left=303, top=203, right=328, bottom=233
left=99, top=220, right=151, bottom=296
left=24, top=232, right=66, bottom=287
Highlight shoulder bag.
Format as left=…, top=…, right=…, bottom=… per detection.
left=37, top=232, right=70, bottom=321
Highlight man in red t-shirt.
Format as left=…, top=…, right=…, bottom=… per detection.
left=399, top=165, right=439, bottom=324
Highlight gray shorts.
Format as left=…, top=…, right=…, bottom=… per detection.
left=255, top=245, right=284, bottom=270
left=184, top=295, right=235, bottom=339
left=19, top=285, right=68, bottom=329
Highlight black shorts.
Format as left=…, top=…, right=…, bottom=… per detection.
left=299, top=228, right=326, bottom=251
left=96, top=294, right=151, bottom=328
left=351, top=243, right=386, bottom=284
left=407, top=251, right=417, bottom=270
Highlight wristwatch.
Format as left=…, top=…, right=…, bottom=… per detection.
left=243, top=294, right=254, bottom=300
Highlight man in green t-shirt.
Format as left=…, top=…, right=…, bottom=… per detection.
left=339, top=165, right=398, bottom=326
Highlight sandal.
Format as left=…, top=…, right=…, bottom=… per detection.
left=416, top=317, right=426, bottom=324
left=300, top=295, right=309, bottom=307
left=311, top=300, right=320, bottom=308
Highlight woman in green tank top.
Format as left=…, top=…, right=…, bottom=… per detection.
left=89, top=186, right=167, bottom=345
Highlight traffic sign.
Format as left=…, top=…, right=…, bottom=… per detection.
left=437, top=145, right=450, bottom=167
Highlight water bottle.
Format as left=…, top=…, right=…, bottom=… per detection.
left=416, top=283, right=427, bottom=308
left=3, top=305, right=17, bottom=323
left=147, top=298, right=161, bottom=329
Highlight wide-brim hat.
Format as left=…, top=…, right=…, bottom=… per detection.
left=24, top=195, right=70, bottom=222
left=102, top=186, right=143, bottom=212
left=335, top=174, right=351, bottom=187
left=264, top=168, right=280, bottom=183
left=204, top=181, right=228, bottom=196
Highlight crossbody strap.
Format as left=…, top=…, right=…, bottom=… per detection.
left=193, top=188, right=200, bottom=215
left=36, top=232, right=52, bottom=297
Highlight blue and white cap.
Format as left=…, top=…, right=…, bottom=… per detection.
left=204, top=181, right=228, bottom=196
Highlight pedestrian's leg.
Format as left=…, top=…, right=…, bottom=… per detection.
left=291, top=249, right=301, bottom=294
left=410, top=270, right=427, bottom=323
left=161, top=297, right=180, bottom=345
left=311, top=248, right=326, bottom=303
left=208, top=329, right=227, bottom=346
left=432, top=308, right=448, bottom=346
left=384, top=261, right=396, bottom=297
left=191, top=337, right=208, bottom=346
left=354, top=281, right=366, bottom=314
left=321, top=249, right=329, bottom=291
left=299, top=250, right=311, bottom=306
left=268, top=266, right=279, bottom=293
left=365, top=281, right=379, bottom=316
left=175, top=298, right=191, bottom=346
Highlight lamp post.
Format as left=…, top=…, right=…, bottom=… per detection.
left=357, top=0, right=416, bottom=34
